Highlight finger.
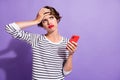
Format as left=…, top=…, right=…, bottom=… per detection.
left=38, top=8, right=50, bottom=15
left=71, top=41, right=77, bottom=47
left=67, top=43, right=76, bottom=52
left=40, top=8, right=50, bottom=14
left=68, top=42, right=77, bottom=49
left=42, top=13, right=51, bottom=20
left=66, top=45, right=74, bottom=53
left=67, top=42, right=74, bottom=49
left=37, top=8, right=51, bottom=22
left=43, top=8, right=50, bottom=12
left=68, top=42, right=78, bottom=51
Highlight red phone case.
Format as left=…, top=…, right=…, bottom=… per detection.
left=69, top=35, right=80, bottom=43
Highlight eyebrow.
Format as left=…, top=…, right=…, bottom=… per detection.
left=44, top=12, right=51, bottom=15
left=42, top=18, right=47, bottom=22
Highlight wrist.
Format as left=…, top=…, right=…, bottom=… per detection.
left=33, top=19, right=41, bottom=25
left=68, top=54, right=73, bottom=58
left=69, top=52, right=74, bottom=56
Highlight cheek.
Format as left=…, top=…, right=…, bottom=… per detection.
left=55, top=21, right=58, bottom=26
left=42, top=23, right=47, bottom=27
left=43, top=26, right=48, bottom=30
left=53, top=20, right=58, bottom=24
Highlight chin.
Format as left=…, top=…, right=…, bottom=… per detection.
left=48, top=29, right=57, bottom=33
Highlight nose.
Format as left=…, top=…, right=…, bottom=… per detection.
left=47, top=19, right=51, bottom=25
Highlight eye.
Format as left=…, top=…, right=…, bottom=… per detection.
left=42, top=19, right=47, bottom=23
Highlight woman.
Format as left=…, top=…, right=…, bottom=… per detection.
left=5, top=6, right=78, bottom=80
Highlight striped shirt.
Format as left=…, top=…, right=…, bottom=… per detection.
left=5, top=23, right=71, bottom=80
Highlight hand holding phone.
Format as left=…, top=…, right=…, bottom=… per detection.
left=66, top=35, right=80, bottom=52
left=69, top=35, right=80, bottom=43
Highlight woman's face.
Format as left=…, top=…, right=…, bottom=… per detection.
left=41, top=14, right=58, bottom=33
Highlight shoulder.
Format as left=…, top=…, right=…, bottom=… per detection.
left=37, top=34, right=45, bottom=41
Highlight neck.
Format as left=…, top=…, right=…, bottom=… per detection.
left=45, top=30, right=62, bottom=43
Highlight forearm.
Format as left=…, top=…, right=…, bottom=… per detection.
left=15, top=20, right=40, bottom=29
left=13, top=8, right=51, bottom=29
left=63, top=54, right=73, bottom=72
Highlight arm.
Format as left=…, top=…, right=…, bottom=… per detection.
left=5, top=8, right=50, bottom=44
left=63, top=41, right=77, bottom=75
left=15, top=20, right=39, bottom=29
left=15, top=8, right=50, bottom=29
left=63, top=55, right=73, bottom=75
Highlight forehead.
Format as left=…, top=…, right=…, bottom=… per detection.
left=43, top=14, right=54, bottom=20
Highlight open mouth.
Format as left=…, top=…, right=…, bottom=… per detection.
left=48, top=25, right=54, bottom=29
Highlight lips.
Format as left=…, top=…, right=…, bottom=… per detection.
left=48, top=25, right=54, bottom=29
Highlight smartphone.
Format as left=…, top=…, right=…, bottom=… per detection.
left=69, top=35, right=80, bottom=43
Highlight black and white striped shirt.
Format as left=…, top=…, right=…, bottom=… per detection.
left=5, top=23, right=71, bottom=80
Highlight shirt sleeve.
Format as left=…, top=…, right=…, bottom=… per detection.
left=63, top=69, right=72, bottom=76
left=62, top=59, right=72, bottom=76
left=5, top=22, right=38, bottom=45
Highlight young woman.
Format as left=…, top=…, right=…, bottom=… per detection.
left=5, top=6, right=78, bottom=80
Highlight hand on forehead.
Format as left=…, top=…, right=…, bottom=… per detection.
left=41, top=8, right=51, bottom=17
left=42, top=13, right=52, bottom=20
left=42, top=8, right=51, bottom=14
left=42, top=8, right=52, bottom=19
left=38, top=7, right=52, bottom=21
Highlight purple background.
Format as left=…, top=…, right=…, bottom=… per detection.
left=0, top=0, right=120, bottom=80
